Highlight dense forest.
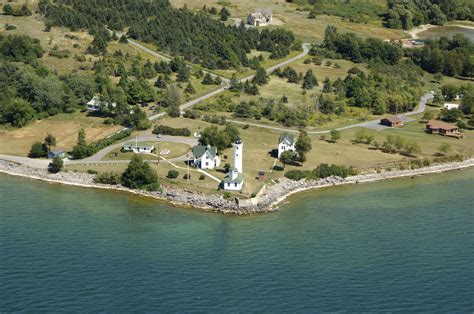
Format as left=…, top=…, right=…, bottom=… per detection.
left=408, top=34, right=474, bottom=78
left=386, top=0, right=474, bottom=29
left=38, top=0, right=298, bottom=69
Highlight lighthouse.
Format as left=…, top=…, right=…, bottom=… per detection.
left=222, top=138, right=244, bottom=191
left=233, top=138, right=243, bottom=173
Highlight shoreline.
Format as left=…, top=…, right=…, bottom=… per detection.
left=408, top=23, right=474, bottom=39
left=1, top=158, right=473, bottom=214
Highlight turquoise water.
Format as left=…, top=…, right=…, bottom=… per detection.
left=1, top=170, right=473, bottom=311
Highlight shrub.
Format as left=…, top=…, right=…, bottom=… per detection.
left=87, top=169, right=98, bottom=174
left=93, top=172, right=121, bottom=185
left=183, top=173, right=191, bottom=180
left=28, top=142, right=48, bottom=158
left=284, top=170, right=308, bottom=181
left=223, top=191, right=231, bottom=199
left=199, top=174, right=205, bottom=180
left=48, top=157, right=63, bottom=173
left=152, top=125, right=191, bottom=137
left=167, top=170, right=179, bottom=179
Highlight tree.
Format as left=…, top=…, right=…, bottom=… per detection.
left=202, top=73, right=215, bottom=85
left=167, top=170, right=179, bottom=179
left=3, top=4, right=13, bottom=15
left=121, top=155, right=159, bottom=190
left=48, top=157, right=63, bottom=173
left=184, top=82, right=196, bottom=94
left=219, top=7, right=231, bottom=21
left=176, top=66, right=190, bottom=82
left=28, top=142, right=48, bottom=158
left=302, top=69, right=318, bottom=90
left=166, top=84, right=182, bottom=107
left=403, top=141, right=421, bottom=157
left=2, top=98, right=35, bottom=128
left=280, top=150, right=298, bottom=169
left=77, top=128, right=87, bottom=146
left=438, top=143, right=451, bottom=156
left=330, top=129, right=341, bottom=142
left=433, top=72, right=443, bottom=83
left=252, top=67, right=268, bottom=85
left=229, top=74, right=242, bottom=92
left=44, top=133, right=56, bottom=152
left=119, top=35, right=128, bottom=44
left=295, top=130, right=312, bottom=161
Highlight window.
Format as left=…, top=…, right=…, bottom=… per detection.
left=228, top=183, right=230, bottom=187
left=235, top=183, right=238, bottom=187
left=206, top=162, right=209, bottom=166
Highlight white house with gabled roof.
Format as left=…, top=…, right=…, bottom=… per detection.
left=192, top=145, right=221, bottom=170
left=278, top=132, right=296, bottom=158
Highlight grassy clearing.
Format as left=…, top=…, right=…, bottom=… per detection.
left=0, top=11, right=95, bottom=74
left=0, top=112, right=122, bottom=156
left=169, top=0, right=405, bottom=43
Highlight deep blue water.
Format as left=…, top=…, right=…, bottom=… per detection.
left=1, top=169, right=473, bottom=311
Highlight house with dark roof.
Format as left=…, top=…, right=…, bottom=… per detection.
left=48, top=148, right=66, bottom=159
left=192, top=145, right=221, bottom=170
left=426, top=120, right=463, bottom=138
left=380, top=115, right=402, bottom=127
left=278, top=132, right=296, bottom=158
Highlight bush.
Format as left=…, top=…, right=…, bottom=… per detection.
left=152, top=125, right=191, bottom=137
left=87, top=169, right=98, bottom=174
left=199, top=174, right=205, bottom=180
left=167, top=170, right=179, bottom=179
left=284, top=170, right=308, bottom=181
left=223, top=191, right=231, bottom=199
left=28, top=142, right=48, bottom=158
left=93, top=172, right=121, bottom=185
left=183, top=174, right=191, bottom=180
left=71, top=129, right=133, bottom=159
left=312, top=163, right=357, bottom=179
left=48, top=157, right=63, bottom=173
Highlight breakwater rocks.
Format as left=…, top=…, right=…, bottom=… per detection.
left=1, top=158, right=474, bottom=214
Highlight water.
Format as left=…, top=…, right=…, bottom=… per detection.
left=1, top=169, right=473, bottom=311
left=419, top=26, right=474, bottom=42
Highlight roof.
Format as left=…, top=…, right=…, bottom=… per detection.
left=223, top=172, right=244, bottom=183
left=192, top=145, right=217, bottom=159
left=50, top=148, right=65, bottom=155
left=426, top=120, right=458, bottom=130
left=250, top=12, right=265, bottom=20
left=256, top=7, right=272, bottom=18
left=279, top=132, right=295, bottom=145
left=381, top=115, right=402, bottom=123
left=123, top=141, right=155, bottom=148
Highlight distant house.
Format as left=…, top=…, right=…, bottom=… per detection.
left=380, top=115, right=402, bottom=127
left=48, top=148, right=65, bottom=159
left=86, top=95, right=117, bottom=111
left=278, top=133, right=296, bottom=158
left=443, top=103, right=460, bottom=110
left=192, top=145, right=221, bottom=170
left=247, top=8, right=272, bottom=26
left=122, top=141, right=155, bottom=154
left=426, top=120, right=462, bottom=138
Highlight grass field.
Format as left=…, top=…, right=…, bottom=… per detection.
left=169, top=0, right=405, bottom=43
left=0, top=9, right=95, bottom=74
left=0, top=112, right=122, bottom=156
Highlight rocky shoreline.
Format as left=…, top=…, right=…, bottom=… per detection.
left=1, top=158, right=473, bottom=214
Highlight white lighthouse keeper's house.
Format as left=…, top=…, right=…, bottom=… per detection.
left=222, top=138, right=244, bottom=191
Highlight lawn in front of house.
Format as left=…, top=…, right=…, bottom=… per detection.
left=0, top=112, right=123, bottom=157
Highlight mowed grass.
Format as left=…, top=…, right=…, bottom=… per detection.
left=0, top=11, right=95, bottom=74
left=169, top=0, right=405, bottom=43
left=0, top=112, right=122, bottom=156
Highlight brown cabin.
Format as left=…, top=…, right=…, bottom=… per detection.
left=380, top=115, right=402, bottom=127
left=426, top=120, right=463, bottom=138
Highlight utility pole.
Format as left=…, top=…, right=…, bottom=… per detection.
left=187, top=153, right=190, bottom=184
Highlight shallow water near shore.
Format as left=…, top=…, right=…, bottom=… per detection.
left=418, top=26, right=474, bottom=41
left=1, top=169, right=473, bottom=311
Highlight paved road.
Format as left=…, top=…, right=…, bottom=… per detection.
left=0, top=154, right=51, bottom=169
left=228, top=92, right=433, bottom=134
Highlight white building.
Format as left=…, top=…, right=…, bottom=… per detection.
left=277, top=133, right=296, bottom=158
left=122, top=141, right=155, bottom=154
left=192, top=145, right=221, bottom=170
left=86, top=95, right=117, bottom=111
left=223, top=139, right=244, bottom=191
left=247, top=8, right=272, bottom=27
left=443, top=103, right=460, bottom=110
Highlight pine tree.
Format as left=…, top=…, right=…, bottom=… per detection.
left=252, top=67, right=268, bottom=85
left=202, top=73, right=215, bottom=85
left=302, top=69, right=318, bottom=90
left=184, top=82, right=196, bottom=94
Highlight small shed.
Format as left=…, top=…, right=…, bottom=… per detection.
left=380, top=115, right=402, bottom=127
left=48, top=148, right=65, bottom=159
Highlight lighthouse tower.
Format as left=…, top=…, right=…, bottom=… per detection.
left=233, top=138, right=243, bottom=173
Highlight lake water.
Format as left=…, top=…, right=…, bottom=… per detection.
left=1, top=169, right=473, bottom=311
left=418, top=26, right=474, bottom=41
